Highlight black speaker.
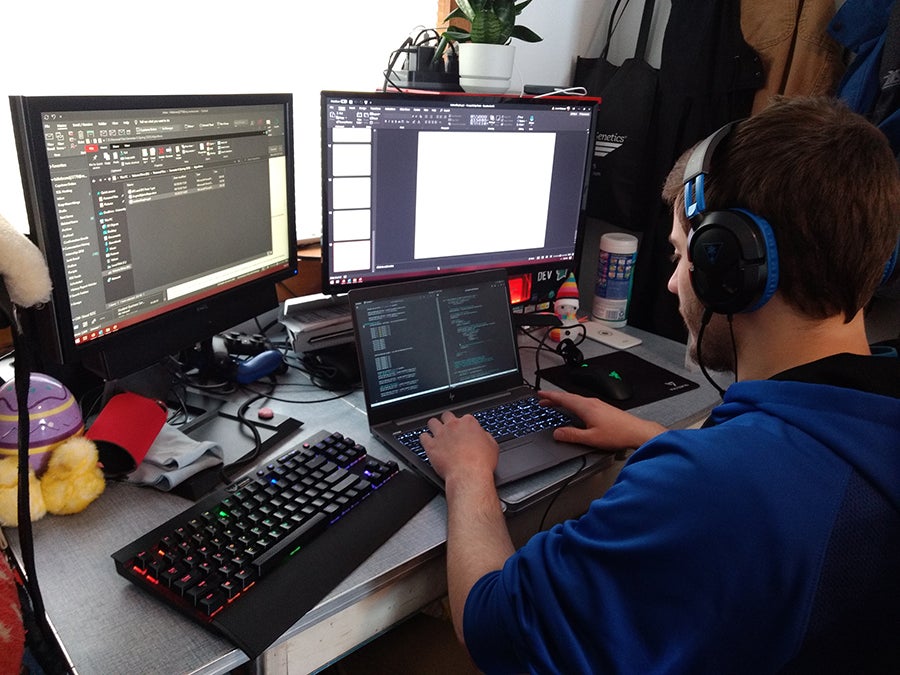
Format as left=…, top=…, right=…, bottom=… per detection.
left=683, top=122, right=779, bottom=315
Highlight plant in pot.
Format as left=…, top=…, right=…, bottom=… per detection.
left=435, top=0, right=543, bottom=94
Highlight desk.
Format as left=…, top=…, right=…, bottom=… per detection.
left=4, top=325, right=720, bottom=674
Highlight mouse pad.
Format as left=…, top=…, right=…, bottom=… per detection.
left=538, top=351, right=699, bottom=410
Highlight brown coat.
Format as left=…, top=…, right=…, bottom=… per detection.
left=741, top=0, right=847, bottom=113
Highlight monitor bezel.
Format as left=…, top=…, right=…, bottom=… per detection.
left=10, top=92, right=298, bottom=381
left=319, top=90, right=598, bottom=301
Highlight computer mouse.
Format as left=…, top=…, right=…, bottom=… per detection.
left=570, top=363, right=633, bottom=401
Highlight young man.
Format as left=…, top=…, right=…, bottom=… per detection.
left=420, top=97, right=900, bottom=674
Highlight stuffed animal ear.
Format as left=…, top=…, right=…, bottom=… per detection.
left=41, top=436, right=105, bottom=515
left=0, top=456, right=46, bottom=527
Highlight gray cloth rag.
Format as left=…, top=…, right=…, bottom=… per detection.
left=127, top=423, right=223, bottom=491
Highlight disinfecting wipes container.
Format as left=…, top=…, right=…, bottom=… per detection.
left=593, top=232, right=638, bottom=327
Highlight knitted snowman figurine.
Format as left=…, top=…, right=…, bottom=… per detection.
left=549, top=272, right=581, bottom=342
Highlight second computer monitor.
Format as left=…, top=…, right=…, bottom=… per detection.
left=320, top=90, right=597, bottom=300
left=11, top=93, right=297, bottom=382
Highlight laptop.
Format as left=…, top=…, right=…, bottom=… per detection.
left=348, top=269, right=596, bottom=488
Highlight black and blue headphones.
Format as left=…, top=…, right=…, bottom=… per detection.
left=683, top=121, right=899, bottom=316
left=682, top=121, right=779, bottom=315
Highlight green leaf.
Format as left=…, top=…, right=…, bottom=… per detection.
left=455, top=0, right=478, bottom=22
left=510, top=25, right=542, bottom=43
left=442, top=0, right=541, bottom=45
left=432, top=26, right=474, bottom=64
left=514, top=0, right=534, bottom=16
left=494, top=2, right=516, bottom=37
left=443, top=6, right=467, bottom=22
left=471, top=11, right=506, bottom=44
left=431, top=33, right=452, bottom=64
left=443, top=26, right=472, bottom=42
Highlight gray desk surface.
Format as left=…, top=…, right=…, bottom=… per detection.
left=4, top=324, right=721, bottom=674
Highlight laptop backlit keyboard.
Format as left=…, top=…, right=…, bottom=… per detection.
left=394, top=395, right=576, bottom=462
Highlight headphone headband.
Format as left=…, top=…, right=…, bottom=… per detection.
left=683, top=122, right=739, bottom=222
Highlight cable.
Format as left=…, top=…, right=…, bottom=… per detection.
left=537, top=455, right=588, bottom=533
left=530, top=320, right=588, bottom=389
left=696, top=308, right=728, bottom=397
left=241, top=379, right=357, bottom=404
left=533, top=327, right=556, bottom=389
left=566, top=321, right=588, bottom=347
left=3, top=298, right=73, bottom=673
left=412, top=27, right=441, bottom=46
left=534, top=86, right=588, bottom=98
left=382, top=37, right=414, bottom=92
left=382, top=27, right=446, bottom=94
left=728, top=314, right=738, bottom=383
left=514, top=61, right=526, bottom=97
left=215, top=385, right=273, bottom=485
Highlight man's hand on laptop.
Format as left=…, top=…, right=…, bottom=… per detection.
left=538, top=390, right=667, bottom=452
left=420, top=411, right=499, bottom=485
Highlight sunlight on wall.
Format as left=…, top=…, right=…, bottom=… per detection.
left=0, top=1, right=438, bottom=241
left=0, top=1, right=632, bottom=243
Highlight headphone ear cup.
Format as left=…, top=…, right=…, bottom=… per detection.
left=688, top=208, right=779, bottom=314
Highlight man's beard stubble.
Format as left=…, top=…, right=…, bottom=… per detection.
left=682, top=293, right=736, bottom=374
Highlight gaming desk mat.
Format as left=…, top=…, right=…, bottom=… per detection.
left=538, top=351, right=700, bottom=410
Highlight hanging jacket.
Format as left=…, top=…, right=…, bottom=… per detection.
left=829, top=0, right=900, bottom=158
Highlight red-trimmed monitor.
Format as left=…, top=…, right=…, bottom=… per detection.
left=10, top=93, right=297, bottom=382
left=320, top=90, right=597, bottom=302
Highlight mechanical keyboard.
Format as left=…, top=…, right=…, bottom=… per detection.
left=112, top=429, right=437, bottom=658
left=394, top=395, right=577, bottom=461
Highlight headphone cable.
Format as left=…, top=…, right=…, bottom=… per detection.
left=696, top=307, right=727, bottom=398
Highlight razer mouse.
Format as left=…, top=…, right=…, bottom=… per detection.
left=570, top=363, right=633, bottom=401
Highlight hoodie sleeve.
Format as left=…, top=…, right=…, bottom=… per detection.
left=461, top=421, right=850, bottom=674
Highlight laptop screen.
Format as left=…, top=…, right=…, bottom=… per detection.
left=350, top=271, right=522, bottom=417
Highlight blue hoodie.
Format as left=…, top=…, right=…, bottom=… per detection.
left=464, top=353, right=900, bottom=674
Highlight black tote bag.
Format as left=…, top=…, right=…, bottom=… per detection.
left=574, top=0, right=659, bottom=229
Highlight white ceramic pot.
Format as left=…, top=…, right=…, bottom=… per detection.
left=457, top=43, right=515, bottom=94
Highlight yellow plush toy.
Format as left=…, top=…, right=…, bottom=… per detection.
left=40, top=436, right=105, bottom=515
left=0, top=455, right=46, bottom=525
left=0, top=374, right=105, bottom=527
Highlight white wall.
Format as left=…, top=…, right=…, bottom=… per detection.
left=0, top=0, right=438, bottom=241
left=0, top=1, right=667, bottom=242
left=514, top=0, right=670, bottom=88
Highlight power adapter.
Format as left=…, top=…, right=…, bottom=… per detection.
left=407, top=45, right=438, bottom=73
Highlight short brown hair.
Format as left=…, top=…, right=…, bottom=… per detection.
left=662, top=96, right=900, bottom=321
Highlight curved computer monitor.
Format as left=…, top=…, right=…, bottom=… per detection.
left=10, top=93, right=297, bottom=382
left=320, top=90, right=598, bottom=302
